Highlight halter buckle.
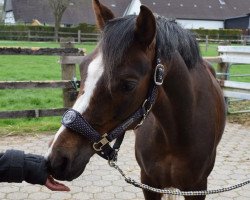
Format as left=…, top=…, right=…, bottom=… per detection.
left=134, top=99, right=152, bottom=130
left=142, top=99, right=152, bottom=114
left=93, top=133, right=109, bottom=151
left=134, top=118, right=145, bottom=130
left=154, top=64, right=164, bottom=85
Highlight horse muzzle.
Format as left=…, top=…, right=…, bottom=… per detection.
left=46, top=148, right=90, bottom=181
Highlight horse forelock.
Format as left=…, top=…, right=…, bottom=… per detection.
left=100, top=15, right=201, bottom=82
left=100, top=15, right=136, bottom=84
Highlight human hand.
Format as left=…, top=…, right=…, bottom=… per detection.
left=45, top=176, right=70, bottom=191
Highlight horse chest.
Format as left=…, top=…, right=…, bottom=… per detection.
left=136, top=144, right=184, bottom=184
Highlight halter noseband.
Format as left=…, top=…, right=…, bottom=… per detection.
left=61, top=60, right=164, bottom=161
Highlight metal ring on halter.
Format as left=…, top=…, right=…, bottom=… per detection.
left=134, top=99, right=153, bottom=130
left=134, top=117, right=145, bottom=130
left=93, top=133, right=109, bottom=151
left=154, top=63, right=164, bottom=86
left=142, top=99, right=153, bottom=114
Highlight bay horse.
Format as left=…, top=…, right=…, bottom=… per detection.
left=46, top=0, right=226, bottom=199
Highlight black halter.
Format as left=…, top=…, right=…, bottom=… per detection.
left=61, top=61, right=164, bottom=161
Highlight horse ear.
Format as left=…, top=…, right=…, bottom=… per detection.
left=135, top=5, right=156, bottom=47
left=92, top=0, right=115, bottom=30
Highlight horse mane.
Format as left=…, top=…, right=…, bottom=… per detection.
left=155, top=15, right=202, bottom=68
left=100, top=14, right=202, bottom=79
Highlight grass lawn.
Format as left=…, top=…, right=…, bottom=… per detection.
left=0, top=41, right=96, bottom=136
left=0, top=41, right=249, bottom=135
left=200, top=43, right=250, bottom=82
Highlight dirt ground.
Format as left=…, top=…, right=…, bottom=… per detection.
left=227, top=100, right=250, bottom=127
left=228, top=113, right=250, bottom=127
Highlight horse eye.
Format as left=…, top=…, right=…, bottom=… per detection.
left=121, top=81, right=137, bottom=92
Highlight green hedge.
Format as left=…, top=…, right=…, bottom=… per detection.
left=191, top=29, right=242, bottom=40
left=0, top=23, right=97, bottom=32
left=0, top=24, right=243, bottom=41
left=0, top=24, right=97, bottom=41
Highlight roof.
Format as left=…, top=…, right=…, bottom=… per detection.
left=4, top=0, right=250, bottom=25
left=4, top=0, right=131, bottom=25
left=225, top=13, right=250, bottom=20
left=140, top=0, right=250, bottom=20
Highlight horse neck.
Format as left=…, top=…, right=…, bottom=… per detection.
left=152, top=52, right=196, bottom=148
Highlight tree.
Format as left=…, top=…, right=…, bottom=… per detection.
left=48, top=0, right=70, bottom=42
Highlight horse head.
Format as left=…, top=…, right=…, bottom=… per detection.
left=46, top=0, right=159, bottom=181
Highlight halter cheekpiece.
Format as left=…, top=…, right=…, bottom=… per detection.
left=61, top=57, right=165, bottom=161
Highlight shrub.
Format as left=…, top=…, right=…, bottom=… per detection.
left=191, top=29, right=242, bottom=40
left=0, top=24, right=97, bottom=41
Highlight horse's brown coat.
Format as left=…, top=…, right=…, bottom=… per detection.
left=47, top=1, right=226, bottom=199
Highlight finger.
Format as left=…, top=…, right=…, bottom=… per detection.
left=47, top=183, right=70, bottom=191
left=49, top=178, right=64, bottom=185
left=46, top=181, right=70, bottom=191
left=48, top=177, right=69, bottom=188
left=45, top=176, right=70, bottom=191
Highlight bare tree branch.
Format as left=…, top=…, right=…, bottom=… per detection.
left=48, top=0, right=70, bottom=41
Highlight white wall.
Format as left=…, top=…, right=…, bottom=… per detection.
left=0, top=0, right=3, bottom=22
left=4, top=11, right=15, bottom=24
left=177, top=19, right=224, bottom=29
left=124, top=0, right=141, bottom=16
left=124, top=1, right=224, bottom=29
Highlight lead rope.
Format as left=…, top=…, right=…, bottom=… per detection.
left=109, top=161, right=250, bottom=196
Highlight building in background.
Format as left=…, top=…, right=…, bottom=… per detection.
left=125, top=0, right=250, bottom=30
left=0, top=0, right=4, bottom=23
left=3, top=0, right=250, bottom=30
left=3, top=0, right=130, bottom=26
left=225, top=14, right=250, bottom=35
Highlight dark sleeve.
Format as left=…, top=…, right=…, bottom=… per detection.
left=0, top=150, right=48, bottom=185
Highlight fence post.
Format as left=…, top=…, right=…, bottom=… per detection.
left=78, top=30, right=81, bottom=43
left=241, top=35, right=245, bottom=45
left=243, top=36, right=247, bottom=46
left=60, top=38, right=77, bottom=108
left=217, top=46, right=230, bottom=112
left=218, top=62, right=230, bottom=81
left=205, top=35, right=209, bottom=52
left=28, top=30, right=31, bottom=41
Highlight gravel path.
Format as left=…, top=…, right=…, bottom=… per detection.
left=0, top=122, right=249, bottom=200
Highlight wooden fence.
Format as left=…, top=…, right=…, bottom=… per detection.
left=1, top=30, right=249, bottom=44
left=0, top=38, right=85, bottom=119
left=205, top=46, right=250, bottom=113
left=0, top=43, right=249, bottom=118
left=0, top=30, right=99, bottom=42
left=197, top=35, right=249, bottom=44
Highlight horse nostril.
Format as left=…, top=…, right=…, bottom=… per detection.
left=48, top=150, right=71, bottom=178
left=61, top=156, right=69, bottom=171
